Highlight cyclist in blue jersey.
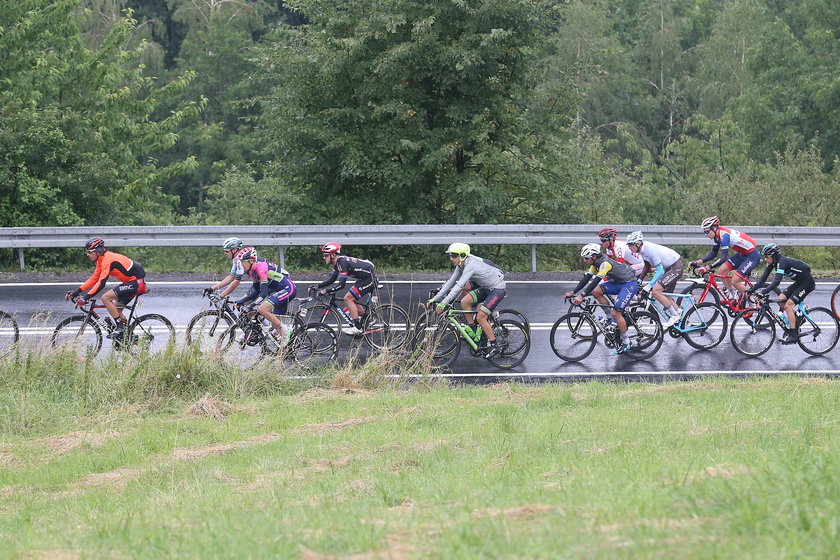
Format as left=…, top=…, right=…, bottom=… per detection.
left=203, top=237, right=246, bottom=298
left=235, top=247, right=296, bottom=342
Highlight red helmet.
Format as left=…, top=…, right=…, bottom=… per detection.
left=85, top=237, right=106, bottom=253
left=598, top=227, right=617, bottom=241
left=235, top=247, right=257, bottom=261
left=321, top=242, right=342, bottom=255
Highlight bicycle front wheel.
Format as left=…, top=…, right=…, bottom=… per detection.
left=797, top=307, right=840, bottom=356
left=289, top=322, right=338, bottom=368
left=0, top=311, right=19, bottom=355
left=128, top=314, right=176, bottom=355
left=414, top=318, right=461, bottom=370
left=485, top=319, right=530, bottom=369
left=681, top=303, right=728, bottom=350
left=51, top=316, right=102, bottom=358
left=549, top=312, right=597, bottom=362
left=363, top=304, right=411, bottom=351
left=730, top=307, right=775, bottom=357
left=681, top=282, right=720, bottom=305
left=186, top=310, right=233, bottom=353
left=623, top=309, right=664, bottom=360
left=216, top=323, right=270, bottom=367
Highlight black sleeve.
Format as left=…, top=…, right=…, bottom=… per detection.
left=571, top=272, right=593, bottom=295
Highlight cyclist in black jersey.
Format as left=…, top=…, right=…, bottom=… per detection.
left=747, top=243, right=815, bottom=344
left=310, top=242, right=377, bottom=335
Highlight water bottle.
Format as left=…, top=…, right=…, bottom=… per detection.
left=651, top=299, right=667, bottom=320
left=776, top=311, right=790, bottom=328
left=339, top=306, right=353, bottom=325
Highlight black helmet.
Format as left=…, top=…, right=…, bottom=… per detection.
left=761, top=243, right=781, bottom=258
left=85, top=237, right=106, bottom=253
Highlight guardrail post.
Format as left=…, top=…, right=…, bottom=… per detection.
left=278, top=246, right=285, bottom=269
left=18, top=248, right=25, bottom=272
left=531, top=244, right=537, bottom=273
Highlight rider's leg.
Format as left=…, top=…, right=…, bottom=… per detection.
left=101, top=289, right=125, bottom=322
left=460, top=292, right=476, bottom=327
left=257, top=302, right=282, bottom=332
left=717, top=261, right=735, bottom=293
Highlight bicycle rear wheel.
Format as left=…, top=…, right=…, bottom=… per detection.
left=485, top=319, right=530, bottom=369
left=289, top=322, right=338, bottom=368
left=363, top=304, right=411, bottom=351
left=730, top=307, right=775, bottom=357
left=186, top=310, right=234, bottom=353
left=797, top=307, right=840, bottom=356
left=304, top=304, right=345, bottom=341
left=681, top=282, right=720, bottom=305
left=549, top=312, right=597, bottom=362
left=216, top=323, right=270, bottom=367
left=128, top=314, right=176, bottom=355
left=623, top=309, right=664, bottom=360
left=51, top=316, right=103, bottom=358
left=681, top=302, right=728, bottom=350
left=0, top=311, right=19, bottom=355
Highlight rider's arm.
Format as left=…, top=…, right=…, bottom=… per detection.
left=316, top=270, right=339, bottom=290
left=440, top=268, right=473, bottom=306
left=570, top=270, right=595, bottom=296
left=750, top=264, right=773, bottom=293
left=432, top=267, right=463, bottom=305
left=78, top=257, right=108, bottom=297
left=646, top=263, right=666, bottom=288
left=697, top=242, right=720, bottom=265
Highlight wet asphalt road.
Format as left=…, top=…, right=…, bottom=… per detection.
left=2, top=277, right=839, bottom=381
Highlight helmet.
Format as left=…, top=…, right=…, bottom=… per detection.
left=580, top=243, right=601, bottom=259
left=222, top=237, right=243, bottom=251
left=85, top=237, right=106, bottom=253
left=701, top=216, right=721, bottom=230
left=626, top=231, right=644, bottom=245
left=761, top=243, right=781, bottom=258
left=446, top=242, right=471, bottom=257
left=235, top=247, right=257, bottom=261
left=321, top=242, right=342, bottom=255
left=598, top=227, right=617, bottom=241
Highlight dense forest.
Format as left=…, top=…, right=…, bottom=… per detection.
left=2, top=0, right=839, bottom=268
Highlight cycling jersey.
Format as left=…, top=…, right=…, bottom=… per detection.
left=605, top=240, right=645, bottom=278
left=633, top=241, right=681, bottom=288
left=228, top=257, right=245, bottom=280
left=572, top=254, right=636, bottom=295
left=753, top=256, right=812, bottom=295
left=237, top=260, right=294, bottom=306
left=317, top=255, right=377, bottom=294
left=433, top=255, right=506, bottom=306
left=699, top=226, right=757, bottom=268
left=78, top=251, right=145, bottom=297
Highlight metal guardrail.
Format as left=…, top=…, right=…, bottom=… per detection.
left=2, top=225, right=838, bottom=271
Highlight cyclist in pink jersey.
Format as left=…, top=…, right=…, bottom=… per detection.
left=690, top=216, right=759, bottom=301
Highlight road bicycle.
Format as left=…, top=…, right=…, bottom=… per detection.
left=304, top=289, right=411, bottom=351
left=52, top=296, right=175, bottom=358
left=729, top=294, right=839, bottom=357
left=411, top=304, right=530, bottom=369
left=681, top=264, right=774, bottom=317
left=0, top=310, right=20, bottom=354
left=549, top=296, right=664, bottom=362
left=215, top=297, right=338, bottom=368
left=185, top=292, right=241, bottom=352
left=635, top=291, right=728, bottom=350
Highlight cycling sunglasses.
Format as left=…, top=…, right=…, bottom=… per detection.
left=703, top=229, right=712, bottom=234
left=448, top=253, right=462, bottom=258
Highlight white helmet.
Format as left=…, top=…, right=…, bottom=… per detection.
left=626, top=231, right=644, bottom=245
left=580, top=243, right=601, bottom=259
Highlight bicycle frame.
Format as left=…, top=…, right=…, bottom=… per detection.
left=71, top=297, right=141, bottom=337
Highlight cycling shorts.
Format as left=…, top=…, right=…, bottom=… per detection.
left=263, top=282, right=297, bottom=316
left=783, top=276, right=815, bottom=304
left=727, top=250, right=760, bottom=279
left=658, top=261, right=684, bottom=293
left=599, top=280, right=639, bottom=311
left=469, top=287, right=506, bottom=314
left=113, top=279, right=146, bottom=305
left=348, top=277, right=377, bottom=301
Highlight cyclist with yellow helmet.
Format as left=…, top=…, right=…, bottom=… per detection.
left=428, top=242, right=506, bottom=358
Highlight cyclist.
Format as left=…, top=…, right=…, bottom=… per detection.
left=311, top=242, right=377, bottom=335
left=203, top=237, right=246, bottom=299
left=65, top=237, right=147, bottom=339
left=598, top=227, right=646, bottom=279
left=690, top=216, right=759, bottom=302
left=565, top=243, right=640, bottom=354
left=747, top=243, right=815, bottom=344
left=428, top=242, right=506, bottom=359
left=234, top=247, right=296, bottom=342
left=625, top=231, right=683, bottom=327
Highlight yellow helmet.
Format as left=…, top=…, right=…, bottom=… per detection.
left=445, top=242, right=471, bottom=257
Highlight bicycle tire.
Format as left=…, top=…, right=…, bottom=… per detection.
left=497, top=308, right=531, bottom=334
left=363, top=304, right=411, bottom=351
left=549, top=312, right=597, bottom=362
left=831, top=283, right=840, bottom=320
left=414, top=317, right=461, bottom=369
left=730, top=307, right=775, bottom=357
left=623, top=309, right=664, bottom=360
left=128, top=314, right=176, bottom=355
left=681, top=282, right=720, bottom=305
left=0, top=311, right=19, bottom=354
left=289, top=322, right=338, bottom=368
left=303, top=304, right=346, bottom=341
left=216, top=322, right=270, bottom=367
left=681, top=302, right=728, bottom=350
left=797, top=307, right=840, bottom=356
left=485, top=318, right=530, bottom=369
left=185, top=310, right=234, bottom=352
left=51, top=315, right=103, bottom=358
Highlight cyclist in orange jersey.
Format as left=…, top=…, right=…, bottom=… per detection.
left=66, top=237, right=147, bottom=339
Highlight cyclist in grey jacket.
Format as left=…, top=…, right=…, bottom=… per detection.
left=429, top=242, right=506, bottom=358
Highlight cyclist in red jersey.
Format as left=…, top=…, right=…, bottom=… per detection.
left=690, top=216, right=759, bottom=301
left=66, top=238, right=147, bottom=339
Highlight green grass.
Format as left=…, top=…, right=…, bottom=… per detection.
left=2, top=350, right=840, bottom=559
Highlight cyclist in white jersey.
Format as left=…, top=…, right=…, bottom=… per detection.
left=598, top=227, right=646, bottom=279
left=626, top=231, right=684, bottom=327
left=203, top=237, right=246, bottom=299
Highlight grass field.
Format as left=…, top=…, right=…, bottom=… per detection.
left=1, top=348, right=839, bottom=559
